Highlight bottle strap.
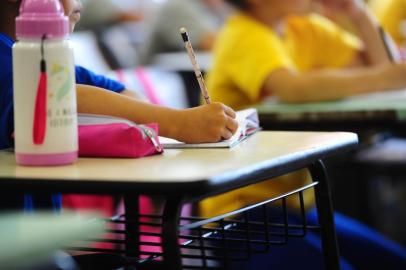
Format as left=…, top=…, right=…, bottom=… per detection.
left=33, top=35, right=47, bottom=145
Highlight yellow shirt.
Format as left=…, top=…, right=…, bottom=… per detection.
left=200, top=13, right=360, bottom=218
left=369, top=0, right=406, bottom=45
left=207, top=13, right=361, bottom=110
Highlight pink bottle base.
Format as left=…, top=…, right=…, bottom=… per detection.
left=16, top=152, right=78, bottom=166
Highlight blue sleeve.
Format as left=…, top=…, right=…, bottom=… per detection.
left=0, top=71, right=14, bottom=150
left=75, top=66, right=125, bottom=93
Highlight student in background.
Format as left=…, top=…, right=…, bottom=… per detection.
left=369, top=0, right=406, bottom=46
left=202, top=0, right=406, bottom=269
left=208, top=0, right=406, bottom=109
left=139, top=0, right=230, bottom=65
left=0, top=0, right=238, bottom=210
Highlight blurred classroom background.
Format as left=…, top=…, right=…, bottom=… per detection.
left=70, top=0, right=406, bottom=247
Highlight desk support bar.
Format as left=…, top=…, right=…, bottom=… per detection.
left=309, top=160, right=340, bottom=270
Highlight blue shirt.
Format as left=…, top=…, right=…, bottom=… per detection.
left=0, top=32, right=125, bottom=150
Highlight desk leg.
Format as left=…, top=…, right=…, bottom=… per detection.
left=124, top=195, right=140, bottom=259
left=309, top=160, right=340, bottom=270
left=162, top=196, right=183, bottom=270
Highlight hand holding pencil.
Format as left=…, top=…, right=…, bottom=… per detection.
left=176, top=27, right=238, bottom=143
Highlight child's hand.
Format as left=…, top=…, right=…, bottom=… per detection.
left=174, top=103, right=239, bottom=143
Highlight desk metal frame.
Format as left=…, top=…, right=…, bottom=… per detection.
left=0, top=160, right=339, bottom=270
left=126, top=160, right=340, bottom=270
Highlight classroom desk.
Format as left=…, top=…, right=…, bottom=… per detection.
left=0, top=131, right=358, bottom=270
left=256, top=89, right=406, bottom=131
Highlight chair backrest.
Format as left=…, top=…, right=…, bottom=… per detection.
left=70, top=31, right=111, bottom=75
left=108, top=67, right=189, bottom=109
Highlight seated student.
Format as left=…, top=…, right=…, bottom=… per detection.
left=0, top=0, right=238, bottom=210
left=208, top=1, right=406, bottom=108
left=203, top=0, right=406, bottom=269
left=138, top=0, right=230, bottom=65
left=369, top=0, right=406, bottom=46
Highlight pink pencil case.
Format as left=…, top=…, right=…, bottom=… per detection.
left=78, top=114, right=163, bottom=158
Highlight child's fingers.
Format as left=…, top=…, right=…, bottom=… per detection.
left=221, top=129, right=233, bottom=140
left=221, top=104, right=237, bottom=118
left=226, top=117, right=239, bottom=134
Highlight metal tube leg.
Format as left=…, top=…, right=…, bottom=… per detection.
left=161, top=196, right=184, bottom=269
left=309, top=160, right=340, bottom=270
left=124, top=195, right=140, bottom=259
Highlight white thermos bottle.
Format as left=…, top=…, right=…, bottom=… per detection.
left=13, top=0, right=78, bottom=166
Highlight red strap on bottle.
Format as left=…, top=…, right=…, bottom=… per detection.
left=33, top=64, right=47, bottom=145
left=33, top=36, right=48, bottom=145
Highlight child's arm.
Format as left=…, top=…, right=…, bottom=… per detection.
left=263, top=63, right=406, bottom=103
left=321, top=0, right=392, bottom=65
left=120, top=89, right=149, bottom=102
left=76, top=84, right=238, bottom=143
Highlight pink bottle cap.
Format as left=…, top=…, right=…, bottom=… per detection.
left=16, top=0, right=69, bottom=39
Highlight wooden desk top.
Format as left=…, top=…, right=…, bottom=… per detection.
left=0, top=132, right=358, bottom=197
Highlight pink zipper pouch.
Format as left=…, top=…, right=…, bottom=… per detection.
left=78, top=114, right=163, bottom=158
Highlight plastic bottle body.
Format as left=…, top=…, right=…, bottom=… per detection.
left=13, top=38, right=78, bottom=166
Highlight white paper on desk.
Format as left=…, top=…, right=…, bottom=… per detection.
left=159, top=108, right=260, bottom=149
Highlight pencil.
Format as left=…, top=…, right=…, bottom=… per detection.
left=180, top=27, right=211, bottom=104
left=378, top=26, right=395, bottom=62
